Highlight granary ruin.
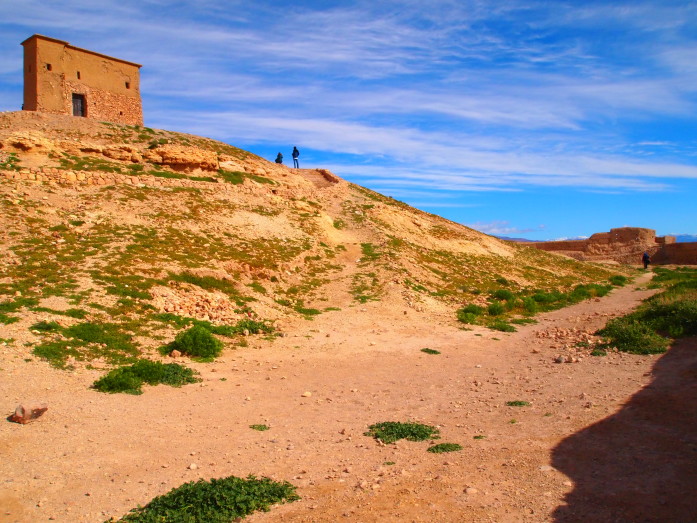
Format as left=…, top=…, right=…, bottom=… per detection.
left=21, top=34, right=143, bottom=126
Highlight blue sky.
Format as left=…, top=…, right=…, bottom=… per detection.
left=1, top=0, right=695, bottom=239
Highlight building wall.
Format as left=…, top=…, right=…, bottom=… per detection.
left=22, top=35, right=142, bottom=125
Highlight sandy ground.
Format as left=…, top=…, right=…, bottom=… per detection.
left=1, top=271, right=696, bottom=523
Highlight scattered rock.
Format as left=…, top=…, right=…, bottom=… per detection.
left=169, top=349, right=181, bottom=358
left=188, top=463, right=198, bottom=470
left=301, top=391, right=312, bottom=397
left=465, top=487, right=479, bottom=494
left=9, top=403, right=48, bottom=424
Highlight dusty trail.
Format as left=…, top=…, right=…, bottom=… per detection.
left=2, top=272, right=694, bottom=522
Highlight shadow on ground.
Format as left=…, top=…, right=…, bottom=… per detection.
left=552, top=337, right=697, bottom=522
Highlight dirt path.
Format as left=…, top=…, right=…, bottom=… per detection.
left=2, top=272, right=694, bottom=522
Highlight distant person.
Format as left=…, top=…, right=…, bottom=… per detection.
left=275, top=152, right=283, bottom=164
left=292, top=146, right=300, bottom=168
left=642, top=251, right=651, bottom=269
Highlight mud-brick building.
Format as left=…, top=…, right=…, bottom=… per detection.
left=21, top=34, right=143, bottom=125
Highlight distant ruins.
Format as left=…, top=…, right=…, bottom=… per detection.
left=21, top=34, right=143, bottom=126
left=530, top=227, right=697, bottom=265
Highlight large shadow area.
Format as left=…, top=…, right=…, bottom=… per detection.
left=553, top=337, right=697, bottom=522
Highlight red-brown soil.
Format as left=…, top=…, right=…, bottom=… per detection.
left=3, top=272, right=695, bottom=522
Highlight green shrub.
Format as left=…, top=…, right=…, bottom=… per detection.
left=492, top=289, right=515, bottom=301
left=597, top=319, right=669, bottom=354
left=488, top=319, right=516, bottom=332
left=640, top=300, right=697, bottom=337
left=168, top=325, right=223, bottom=360
left=506, top=400, right=530, bottom=407
left=487, top=301, right=505, bottom=316
left=115, top=475, right=299, bottom=522
left=610, top=275, right=628, bottom=286
left=364, top=422, right=440, bottom=444
left=457, top=304, right=485, bottom=324
left=421, top=348, right=441, bottom=355
left=250, top=424, right=270, bottom=431
left=93, top=360, right=199, bottom=394
left=427, top=443, right=462, bottom=453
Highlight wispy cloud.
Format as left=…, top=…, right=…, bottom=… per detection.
left=467, top=220, right=546, bottom=236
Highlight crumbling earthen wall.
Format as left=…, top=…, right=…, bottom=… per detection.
left=22, top=35, right=142, bottom=126
left=532, top=227, right=697, bottom=265
left=653, top=243, right=697, bottom=265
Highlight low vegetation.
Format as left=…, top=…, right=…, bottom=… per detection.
left=93, top=360, right=200, bottom=395
left=506, top=400, right=531, bottom=407
left=364, top=422, right=440, bottom=444
left=113, top=475, right=299, bottom=522
left=427, top=443, right=463, bottom=453
left=162, top=325, right=223, bottom=361
left=456, top=279, right=622, bottom=331
left=597, top=267, right=697, bottom=354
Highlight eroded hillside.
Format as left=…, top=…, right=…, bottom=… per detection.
left=0, top=110, right=620, bottom=369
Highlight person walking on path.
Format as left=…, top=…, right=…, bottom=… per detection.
left=642, top=251, right=651, bottom=269
left=292, top=146, right=300, bottom=168
left=275, top=152, right=283, bottom=164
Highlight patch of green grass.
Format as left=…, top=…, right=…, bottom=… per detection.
left=333, top=219, right=346, bottom=230
left=248, top=282, right=267, bottom=294
left=506, top=400, right=530, bottom=407
left=421, top=348, right=441, bottom=355
left=0, top=152, right=21, bottom=171
left=92, top=360, right=200, bottom=395
left=250, top=424, right=270, bottom=431
left=487, top=319, right=517, bottom=332
left=113, top=475, right=299, bottom=522
left=487, top=301, right=506, bottom=316
left=148, top=169, right=187, bottom=179
left=360, top=243, right=380, bottom=262
left=590, top=348, right=607, bottom=356
left=0, top=313, right=20, bottom=325
left=164, top=325, right=223, bottom=361
left=427, top=443, right=462, bottom=453
left=383, top=461, right=396, bottom=466
left=153, top=313, right=273, bottom=337
left=473, top=435, right=486, bottom=440
left=609, top=275, right=628, bottom=286
left=218, top=169, right=275, bottom=185
left=30, top=320, right=61, bottom=332
left=169, top=271, right=252, bottom=306
left=364, top=422, right=440, bottom=444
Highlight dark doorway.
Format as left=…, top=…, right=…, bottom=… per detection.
left=72, top=94, right=86, bottom=117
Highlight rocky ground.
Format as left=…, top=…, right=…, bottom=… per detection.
left=2, top=271, right=696, bottom=522
left=2, top=111, right=694, bottom=522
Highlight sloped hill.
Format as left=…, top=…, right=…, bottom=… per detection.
left=0, top=111, right=618, bottom=368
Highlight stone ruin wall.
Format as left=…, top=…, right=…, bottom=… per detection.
left=532, top=227, right=696, bottom=265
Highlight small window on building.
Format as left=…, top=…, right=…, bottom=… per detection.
left=72, top=94, right=86, bottom=117
left=77, top=71, right=81, bottom=79
left=46, top=64, right=52, bottom=71
left=125, top=81, right=130, bottom=89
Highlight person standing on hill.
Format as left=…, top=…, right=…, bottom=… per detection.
left=292, top=146, right=300, bottom=168
left=642, top=251, right=651, bottom=269
left=275, top=152, right=283, bottom=164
